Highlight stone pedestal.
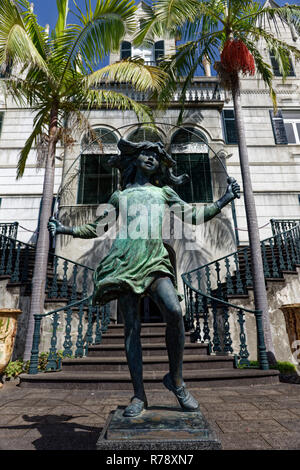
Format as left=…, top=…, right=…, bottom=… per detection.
left=97, top=405, right=222, bottom=450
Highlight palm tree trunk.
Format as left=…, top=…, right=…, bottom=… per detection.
left=231, top=75, right=276, bottom=365
left=23, top=105, right=58, bottom=361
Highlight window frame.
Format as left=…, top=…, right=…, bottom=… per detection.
left=77, top=128, right=118, bottom=205
left=171, top=127, right=213, bottom=204
left=269, top=51, right=296, bottom=77
left=283, top=112, right=300, bottom=144
left=222, top=109, right=238, bottom=145
left=120, top=41, right=132, bottom=60
left=0, top=112, right=3, bottom=137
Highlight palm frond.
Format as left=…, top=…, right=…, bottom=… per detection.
left=53, top=0, right=136, bottom=84
left=17, top=112, right=48, bottom=178
left=0, top=0, right=50, bottom=76
left=54, top=0, right=69, bottom=39
left=85, top=58, right=167, bottom=94
left=84, top=88, right=154, bottom=124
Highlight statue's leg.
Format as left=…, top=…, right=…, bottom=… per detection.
left=118, top=292, right=147, bottom=416
left=148, top=276, right=199, bottom=411
left=148, top=277, right=185, bottom=387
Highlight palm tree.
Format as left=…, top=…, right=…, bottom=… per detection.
left=135, top=0, right=300, bottom=364
left=0, top=0, right=166, bottom=361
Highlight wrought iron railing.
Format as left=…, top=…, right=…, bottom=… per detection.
left=182, top=218, right=300, bottom=369
left=0, top=229, right=110, bottom=374
left=28, top=297, right=110, bottom=375
left=0, top=222, right=18, bottom=239
left=182, top=279, right=269, bottom=369
left=183, top=219, right=300, bottom=302
left=271, top=219, right=300, bottom=236
left=0, top=232, right=94, bottom=300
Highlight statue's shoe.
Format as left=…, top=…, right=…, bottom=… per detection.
left=123, top=397, right=148, bottom=417
left=163, top=373, right=199, bottom=411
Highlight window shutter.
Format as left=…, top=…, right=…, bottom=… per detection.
left=0, top=113, right=3, bottom=137
left=270, top=110, right=288, bottom=145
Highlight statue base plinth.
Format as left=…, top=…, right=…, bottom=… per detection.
left=96, top=405, right=222, bottom=450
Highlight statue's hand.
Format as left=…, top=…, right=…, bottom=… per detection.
left=48, top=217, right=70, bottom=237
left=226, top=178, right=240, bottom=201
left=216, top=177, right=240, bottom=210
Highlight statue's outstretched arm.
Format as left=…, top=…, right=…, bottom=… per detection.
left=48, top=191, right=120, bottom=239
left=48, top=207, right=114, bottom=239
left=166, top=179, right=240, bottom=225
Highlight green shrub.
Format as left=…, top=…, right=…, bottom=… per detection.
left=238, top=360, right=297, bottom=374
left=3, top=350, right=74, bottom=379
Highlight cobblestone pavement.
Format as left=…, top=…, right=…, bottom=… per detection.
left=0, top=380, right=299, bottom=450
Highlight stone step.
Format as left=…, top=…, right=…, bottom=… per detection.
left=61, top=354, right=235, bottom=372
left=99, top=331, right=192, bottom=345
left=107, top=323, right=167, bottom=335
left=87, top=342, right=210, bottom=357
left=19, top=368, right=280, bottom=390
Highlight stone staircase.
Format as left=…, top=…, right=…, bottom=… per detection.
left=19, top=321, right=279, bottom=390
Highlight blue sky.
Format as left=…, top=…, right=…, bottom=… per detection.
left=31, top=0, right=291, bottom=31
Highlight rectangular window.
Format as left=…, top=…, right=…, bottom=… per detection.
left=270, top=110, right=300, bottom=144
left=174, top=153, right=213, bottom=203
left=269, top=52, right=295, bottom=77
left=282, top=111, right=300, bottom=144
left=270, top=110, right=288, bottom=144
left=0, top=112, right=3, bottom=137
left=77, top=154, right=117, bottom=205
left=222, top=110, right=238, bottom=144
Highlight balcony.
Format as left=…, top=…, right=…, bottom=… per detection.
left=99, top=77, right=225, bottom=108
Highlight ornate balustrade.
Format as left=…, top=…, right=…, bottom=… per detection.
left=0, top=232, right=94, bottom=300
left=0, top=231, right=110, bottom=374
left=28, top=297, right=110, bottom=374
left=0, top=222, right=18, bottom=239
left=183, top=219, right=300, bottom=302
left=182, top=277, right=269, bottom=369
left=103, top=79, right=224, bottom=104
left=182, top=219, right=300, bottom=369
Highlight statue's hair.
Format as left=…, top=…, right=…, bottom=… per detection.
left=108, top=138, right=189, bottom=190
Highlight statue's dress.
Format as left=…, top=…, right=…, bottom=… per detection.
left=73, top=185, right=220, bottom=305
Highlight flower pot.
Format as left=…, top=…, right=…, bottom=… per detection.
left=0, top=309, right=22, bottom=380
left=280, top=304, right=300, bottom=348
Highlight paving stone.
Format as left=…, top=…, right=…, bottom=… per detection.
left=0, top=438, right=36, bottom=450
left=0, top=406, right=56, bottom=414
left=274, top=419, right=300, bottom=432
left=216, top=419, right=287, bottom=434
left=237, top=410, right=297, bottom=420
left=193, top=396, right=224, bottom=404
left=261, top=432, right=300, bottom=450
left=0, top=414, right=19, bottom=425
left=253, top=401, right=283, bottom=410
left=202, top=411, right=243, bottom=421
left=219, top=432, right=272, bottom=450
left=0, top=426, right=33, bottom=438
left=270, top=399, right=300, bottom=409
left=203, top=402, right=258, bottom=412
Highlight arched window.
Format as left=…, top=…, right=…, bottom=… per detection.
left=154, top=41, right=164, bottom=63
left=171, top=128, right=212, bottom=203
left=77, top=128, right=118, bottom=204
left=127, top=127, right=162, bottom=143
left=121, top=41, right=132, bottom=59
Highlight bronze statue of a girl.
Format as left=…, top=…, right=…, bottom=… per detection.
left=48, top=139, right=240, bottom=417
